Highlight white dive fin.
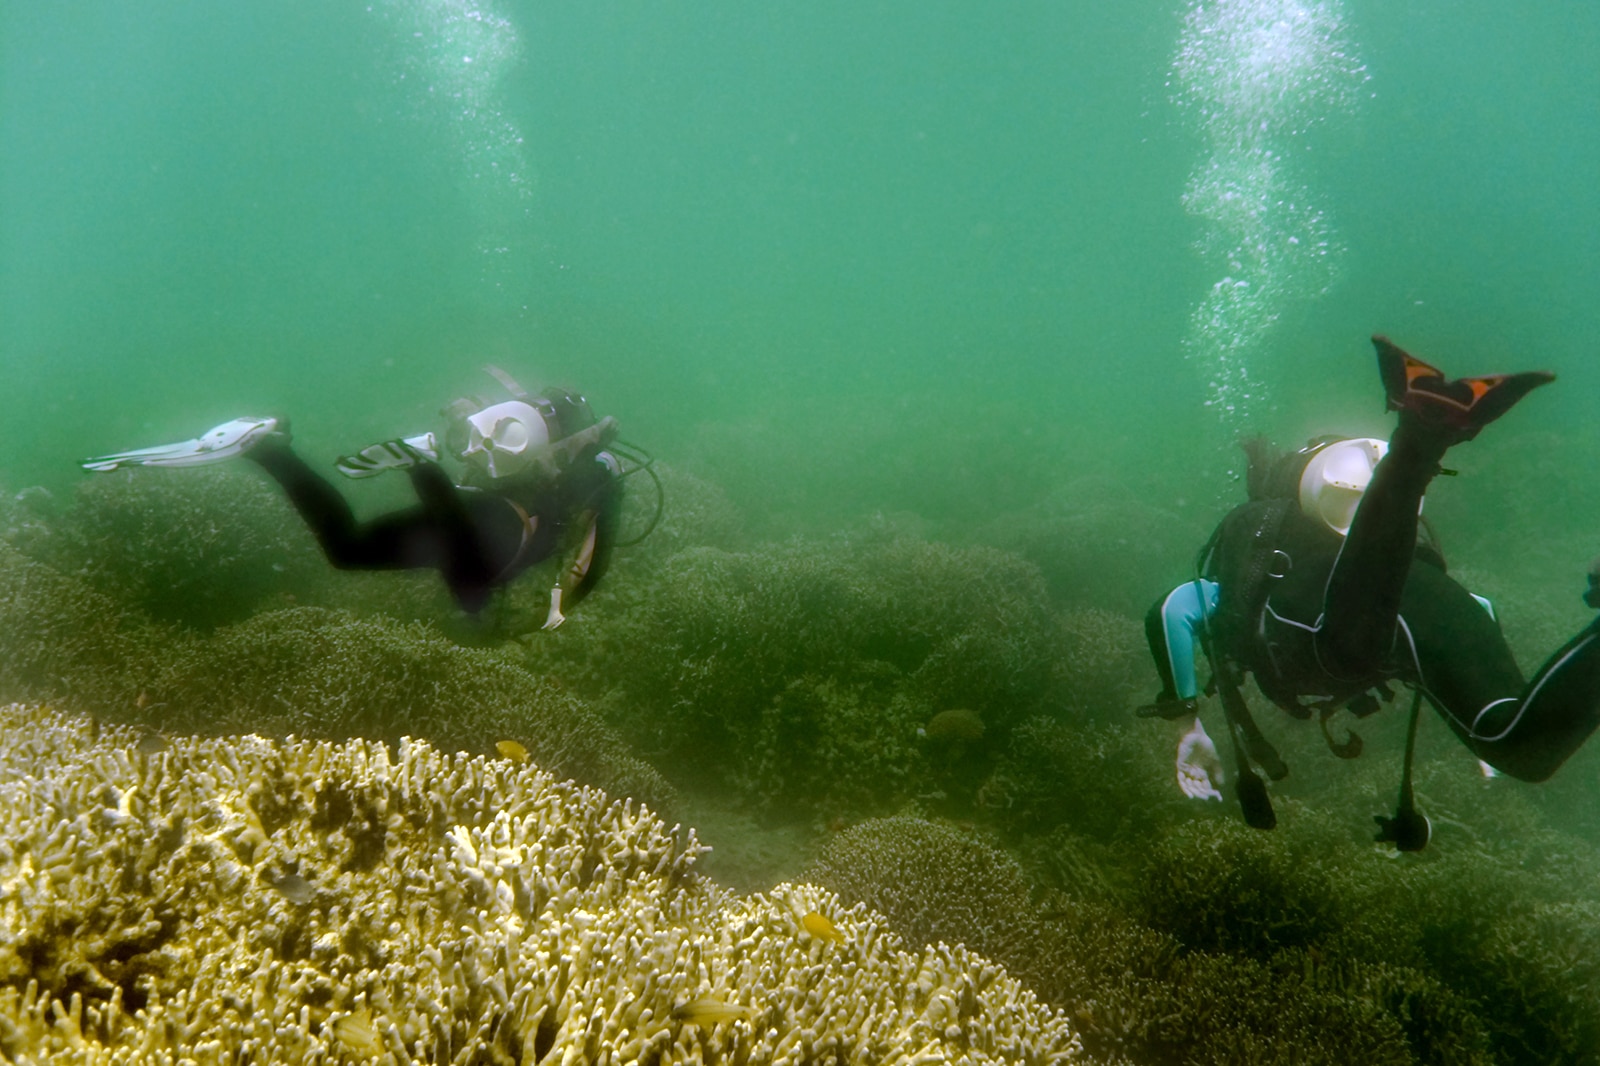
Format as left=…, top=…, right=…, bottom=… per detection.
left=81, top=417, right=283, bottom=472
left=333, top=432, right=440, bottom=479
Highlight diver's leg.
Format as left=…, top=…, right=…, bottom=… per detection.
left=1403, top=563, right=1600, bottom=780
left=1490, top=620, right=1600, bottom=780
left=1318, top=413, right=1446, bottom=677
left=247, top=439, right=370, bottom=564
left=1396, top=562, right=1524, bottom=751
left=248, top=439, right=443, bottom=570
left=402, top=465, right=529, bottom=613
left=1318, top=337, right=1554, bottom=679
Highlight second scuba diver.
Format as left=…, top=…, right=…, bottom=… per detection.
left=82, top=368, right=624, bottom=627
left=1141, top=335, right=1600, bottom=849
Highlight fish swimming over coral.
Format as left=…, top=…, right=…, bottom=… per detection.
left=801, top=911, right=846, bottom=944
left=671, top=996, right=755, bottom=1025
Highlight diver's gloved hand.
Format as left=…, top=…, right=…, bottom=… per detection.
left=1584, top=556, right=1600, bottom=609
left=1176, top=718, right=1224, bottom=802
left=1137, top=695, right=1199, bottom=720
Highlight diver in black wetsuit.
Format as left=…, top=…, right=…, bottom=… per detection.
left=1142, top=336, right=1600, bottom=847
left=82, top=376, right=623, bottom=624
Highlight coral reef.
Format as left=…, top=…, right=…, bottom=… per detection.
left=525, top=527, right=1062, bottom=820
left=1050, top=608, right=1149, bottom=721
left=979, top=716, right=1180, bottom=846
left=0, top=529, right=669, bottom=810
left=0, top=541, right=154, bottom=714
left=801, top=814, right=1506, bottom=1066
left=145, top=605, right=674, bottom=812
left=804, top=816, right=1040, bottom=965
left=31, top=466, right=330, bottom=630
left=0, top=703, right=1080, bottom=1063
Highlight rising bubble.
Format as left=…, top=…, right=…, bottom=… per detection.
left=371, top=0, right=535, bottom=293
left=1172, top=0, right=1367, bottom=424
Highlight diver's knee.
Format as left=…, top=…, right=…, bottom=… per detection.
left=1316, top=631, right=1387, bottom=683
left=1476, top=743, right=1566, bottom=784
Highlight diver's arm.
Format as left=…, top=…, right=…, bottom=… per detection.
left=1141, top=581, right=1226, bottom=799
left=1139, top=580, right=1219, bottom=718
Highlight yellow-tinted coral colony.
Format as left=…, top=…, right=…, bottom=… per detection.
left=0, top=702, right=1080, bottom=1063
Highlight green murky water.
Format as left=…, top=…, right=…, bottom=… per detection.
left=8, top=2, right=1593, bottom=521
left=4, top=2, right=1600, bottom=1060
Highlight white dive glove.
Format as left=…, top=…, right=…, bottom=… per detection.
left=1176, top=717, right=1225, bottom=801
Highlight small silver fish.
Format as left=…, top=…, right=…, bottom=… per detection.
left=135, top=732, right=170, bottom=755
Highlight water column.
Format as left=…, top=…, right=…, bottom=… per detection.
left=372, top=0, right=535, bottom=301
left=1171, top=0, right=1366, bottom=425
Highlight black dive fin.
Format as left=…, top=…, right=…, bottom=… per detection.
left=1373, top=335, right=1554, bottom=443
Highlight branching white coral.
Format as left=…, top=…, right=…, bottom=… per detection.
left=0, top=703, right=1079, bottom=1063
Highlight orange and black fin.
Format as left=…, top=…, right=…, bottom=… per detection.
left=1372, top=334, right=1554, bottom=442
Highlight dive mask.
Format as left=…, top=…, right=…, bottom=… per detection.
left=461, top=400, right=550, bottom=479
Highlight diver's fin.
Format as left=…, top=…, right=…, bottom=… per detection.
left=81, top=417, right=285, bottom=472
left=334, top=432, right=440, bottom=479
left=1374, top=335, right=1554, bottom=443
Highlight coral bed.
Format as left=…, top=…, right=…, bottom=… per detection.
left=0, top=702, right=1079, bottom=1064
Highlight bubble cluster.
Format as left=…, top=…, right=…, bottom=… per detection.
left=371, top=0, right=535, bottom=289
left=1170, top=0, right=1367, bottom=423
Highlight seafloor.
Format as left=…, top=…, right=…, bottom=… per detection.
left=2, top=449, right=1598, bottom=1064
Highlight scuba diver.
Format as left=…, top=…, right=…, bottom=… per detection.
left=81, top=368, right=633, bottom=626
left=1141, top=335, right=1600, bottom=850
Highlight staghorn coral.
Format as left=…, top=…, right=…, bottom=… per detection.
left=0, top=703, right=1080, bottom=1064
left=0, top=542, right=670, bottom=812
left=798, top=815, right=1503, bottom=1066
left=34, top=465, right=329, bottom=630
left=979, top=716, right=1179, bottom=847
left=1051, top=608, right=1148, bottom=721
left=0, top=541, right=159, bottom=714
left=804, top=815, right=1046, bottom=982
left=527, top=528, right=1061, bottom=820
left=142, top=605, right=673, bottom=813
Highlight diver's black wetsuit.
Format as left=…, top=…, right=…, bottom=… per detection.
left=248, top=439, right=621, bottom=615
left=1146, top=342, right=1600, bottom=783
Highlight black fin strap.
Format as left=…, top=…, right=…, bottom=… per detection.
left=1374, top=688, right=1431, bottom=851
left=1194, top=578, right=1279, bottom=830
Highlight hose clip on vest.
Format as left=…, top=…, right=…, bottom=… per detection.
left=542, top=585, right=566, bottom=630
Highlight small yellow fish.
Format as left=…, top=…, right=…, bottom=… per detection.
left=801, top=911, right=846, bottom=944
left=495, top=739, right=529, bottom=763
left=671, top=996, right=755, bottom=1025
